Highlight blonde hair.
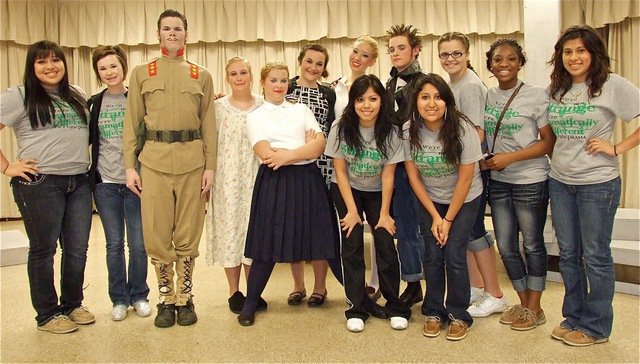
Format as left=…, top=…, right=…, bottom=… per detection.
left=259, top=61, right=289, bottom=82
left=225, top=56, right=252, bottom=74
left=354, top=35, right=379, bottom=60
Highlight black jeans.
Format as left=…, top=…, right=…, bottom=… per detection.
left=11, top=173, right=92, bottom=325
left=330, top=183, right=410, bottom=321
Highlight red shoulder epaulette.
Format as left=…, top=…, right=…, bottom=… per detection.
left=189, top=63, right=199, bottom=79
left=148, top=60, right=158, bottom=77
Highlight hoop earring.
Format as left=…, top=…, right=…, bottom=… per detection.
left=444, top=107, right=448, bottom=121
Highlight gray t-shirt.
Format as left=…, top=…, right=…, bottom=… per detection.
left=403, top=120, right=483, bottom=204
left=547, top=74, right=640, bottom=185
left=449, top=70, right=488, bottom=129
left=485, top=82, right=550, bottom=184
left=1, top=85, right=89, bottom=175
left=96, top=92, right=126, bottom=183
left=325, top=122, right=404, bottom=192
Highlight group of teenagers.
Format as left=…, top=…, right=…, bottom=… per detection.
left=1, top=9, right=638, bottom=348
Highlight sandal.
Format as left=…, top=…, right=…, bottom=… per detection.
left=307, top=290, right=327, bottom=307
left=287, top=289, right=306, bottom=305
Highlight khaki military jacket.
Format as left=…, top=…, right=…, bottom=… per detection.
left=123, top=52, right=217, bottom=174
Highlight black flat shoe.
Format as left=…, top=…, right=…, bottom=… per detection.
left=287, top=289, right=306, bottom=306
left=237, top=312, right=255, bottom=326
left=256, top=297, right=268, bottom=312
left=399, top=282, right=423, bottom=306
left=365, top=286, right=381, bottom=302
left=228, top=291, right=246, bottom=314
left=307, top=290, right=327, bottom=307
left=365, top=301, right=389, bottom=320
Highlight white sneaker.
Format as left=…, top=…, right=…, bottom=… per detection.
left=111, top=304, right=128, bottom=321
left=133, top=300, right=152, bottom=317
left=390, top=316, right=408, bottom=330
left=470, top=287, right=486, bottom=305
left=346, top=318, right=365, bottom=332
left=467, top=294, right=509, bottom=317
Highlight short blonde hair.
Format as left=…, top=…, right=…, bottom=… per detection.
left=260, top=61, right=289, bottom=82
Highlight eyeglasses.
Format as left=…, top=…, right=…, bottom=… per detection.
left=438, top=51, right=465, bottom=60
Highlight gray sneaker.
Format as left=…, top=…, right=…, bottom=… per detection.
left=38, top=315, right=78, bottom=334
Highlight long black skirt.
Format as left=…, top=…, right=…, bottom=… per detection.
left=244, top=163, right=339, bottom=263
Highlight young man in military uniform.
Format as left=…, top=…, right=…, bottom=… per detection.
left=123, top=9, right=216, bottom=328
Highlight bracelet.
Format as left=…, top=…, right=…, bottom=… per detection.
left=443, top=216, right=454, bottom=223
left=614, top=145, right=618, bottom=156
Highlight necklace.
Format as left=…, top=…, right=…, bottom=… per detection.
left=568, top=84, right=586, bottom=98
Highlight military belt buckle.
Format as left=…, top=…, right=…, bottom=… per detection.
left=168, top=130, right=182, bottom=142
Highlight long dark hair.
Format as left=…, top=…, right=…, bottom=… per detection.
left=336, top=74, right=397, bottom=159
left=408, top=73, right=472, bottom=166
left=548, top=25, right=610, bottom=101
left=23, top=40, right=87, bottom=128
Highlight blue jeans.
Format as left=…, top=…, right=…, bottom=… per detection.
left=469, top=170, right=493, bottom=251
left=11, top=174, right=92, bottom=325
left=94, top=183, right=149, bottom=306
left=393, top=165, right=424, bottom=282
left=490, top=179, right=548, bottom=292
left=549, top=177, right=620, bottom=339
left=418, top=196, right=479, bottom=326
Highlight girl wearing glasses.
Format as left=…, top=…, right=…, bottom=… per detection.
left=438, top=32, right=507, bottom=318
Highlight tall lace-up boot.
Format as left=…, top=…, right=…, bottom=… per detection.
left=176, top=256, right=197, bottom=326
left=154, top=263, right=176, bottom=328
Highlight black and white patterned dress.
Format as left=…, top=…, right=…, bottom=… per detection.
left=287, top=77, right=336, bottom=188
